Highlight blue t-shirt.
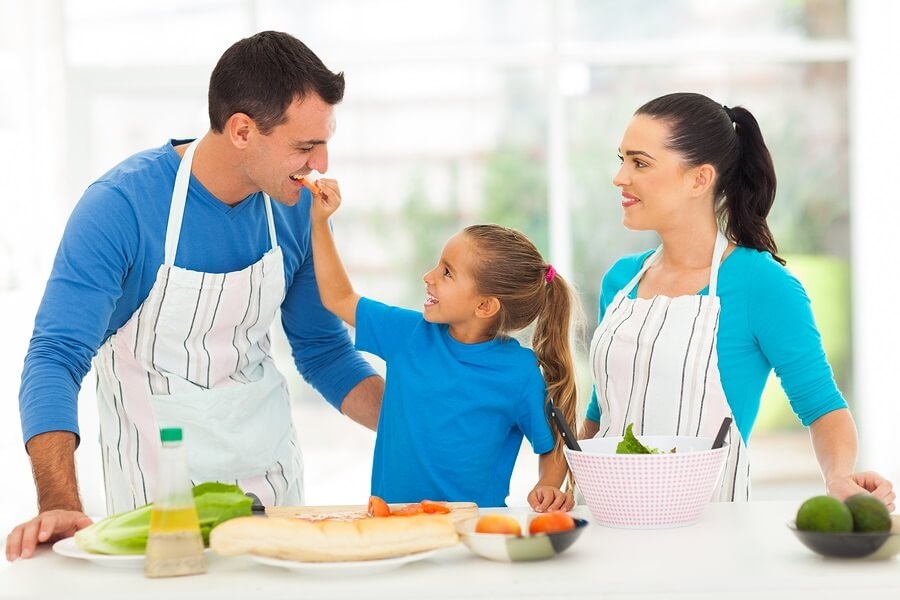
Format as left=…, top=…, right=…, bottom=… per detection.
left=19, top=140, right=377, bottom=445
left=585, top=246, right=847, bottom=442
left=355, top=297, right=555, bottom=507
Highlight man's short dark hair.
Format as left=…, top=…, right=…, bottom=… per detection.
left=208, top=31, right=345, bottom=134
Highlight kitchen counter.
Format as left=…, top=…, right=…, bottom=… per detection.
left=2, top=501, right=897, bottom=600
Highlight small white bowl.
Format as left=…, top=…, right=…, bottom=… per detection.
left=456, top=515, right=588, bottom=562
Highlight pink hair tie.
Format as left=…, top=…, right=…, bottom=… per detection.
left=545, top=264, right=557, bottom=283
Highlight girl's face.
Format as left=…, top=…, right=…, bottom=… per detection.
left=613, top=115, right=706, bottom=233
left=422, top=232, right=493, bottom=342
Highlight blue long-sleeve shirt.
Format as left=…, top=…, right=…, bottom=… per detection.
left=586, top=246, right=847, bottom=442
left=19, top=140, right=377, bottom=445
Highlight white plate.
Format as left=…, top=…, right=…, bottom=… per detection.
left=52, top=537, right=144, bottom=568
left=249, top=548, right=439, bottom=576
left=52, top=537, right=210, bottom=568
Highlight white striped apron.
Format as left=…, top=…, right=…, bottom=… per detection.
left=589, top=231, right=750, bottom=501
left=94, top=140, right=303, bottom=515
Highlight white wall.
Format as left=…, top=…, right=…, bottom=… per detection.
left=850, top=0, right=900, bottom=481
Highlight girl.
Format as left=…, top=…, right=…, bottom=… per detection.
left=580, top=92, right=894, bottom=508
left=309, top=180, right=578, bottom=511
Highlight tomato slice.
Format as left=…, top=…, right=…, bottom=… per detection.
left=367, top=495, right=392, bottom=517
left=391, top=503, right=424, bottom=516
left=420, top=500, right=451, bottom=514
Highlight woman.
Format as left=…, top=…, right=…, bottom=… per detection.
left=581, top=92, right=894, bottom=508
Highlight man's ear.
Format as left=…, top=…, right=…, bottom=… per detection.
left=689, top=163, right=716, bottom=197
left=226, top=113, right=254, bottom=148
left=475, top=296, right=501, bottom=320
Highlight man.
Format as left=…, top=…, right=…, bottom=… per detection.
left=6, top=31, right=383, bottom=561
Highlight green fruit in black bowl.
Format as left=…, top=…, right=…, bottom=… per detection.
left=845, top=494, right=891, bottom=533
left=795, top=495, right=853, bottom=533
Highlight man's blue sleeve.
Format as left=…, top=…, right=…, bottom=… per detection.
left=280, top=241, right=377, bottom=411
left=19, top=182, right=137, bottom=445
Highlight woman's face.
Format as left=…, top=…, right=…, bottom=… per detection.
left=613, top=115, right=702, bottom=233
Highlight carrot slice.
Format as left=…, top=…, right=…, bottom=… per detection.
left=299, top=177, right=319, bottom=193
left=367, top=495, right=392, bottom=518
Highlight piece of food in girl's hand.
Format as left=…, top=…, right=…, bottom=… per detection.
left=299, top=177, right=319, bottom=192
left=74, top=482, right=252, bottom=554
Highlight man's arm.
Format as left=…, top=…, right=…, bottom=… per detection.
left=27, top=431, right=82, bottom=512
left=339, top=374, right=384, bottom=431
left=6, top=431, right=92, bottom=561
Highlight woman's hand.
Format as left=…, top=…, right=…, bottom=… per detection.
left=808, top=409, right=895, bottom=511
left=827, top=471, right=895, bottom=512
left=527, top=486, right=574, bottom=513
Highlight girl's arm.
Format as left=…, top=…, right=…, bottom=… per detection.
left=810, top=408, right=895, bottom=511
left=308, top=178, right=361, bottom=327
left=527, top=452, right=574, bottom=512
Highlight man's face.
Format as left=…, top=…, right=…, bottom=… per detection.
left=245, top=94, right=335, bottom=206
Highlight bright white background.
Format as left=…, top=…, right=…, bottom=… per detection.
left=1, top=0, right=898, bottom=547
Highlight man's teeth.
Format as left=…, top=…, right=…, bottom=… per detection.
left=290, top=174, right=302, bottom=181
left=426, top=294, right=438, bottom=305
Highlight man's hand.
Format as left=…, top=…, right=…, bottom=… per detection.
left=6, top=510, right=93, bottom=561
left=7, top=431, right=86, bottom=560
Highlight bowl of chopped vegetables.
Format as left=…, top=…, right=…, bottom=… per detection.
left=565, top=424, right=728, bottom=529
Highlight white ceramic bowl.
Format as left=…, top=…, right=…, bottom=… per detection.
left=456, top=515, right=589, bottom=562
left=565, top=435, right=728, bottom=529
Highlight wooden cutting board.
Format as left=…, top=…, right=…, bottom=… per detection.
left=264, top=501, right=479, bottom=522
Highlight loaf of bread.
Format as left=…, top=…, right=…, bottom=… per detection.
left=210, top=513, right=459, bottom=562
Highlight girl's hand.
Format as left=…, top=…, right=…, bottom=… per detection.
left=307, top=177, right=342, bottom=221
left=527, top=486, right=574, bottom=513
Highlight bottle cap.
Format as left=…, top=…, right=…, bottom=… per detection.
left=159, top=427, right=183, bottom=442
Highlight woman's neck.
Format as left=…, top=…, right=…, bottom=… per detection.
left=656, top=222, right=720, bottom=270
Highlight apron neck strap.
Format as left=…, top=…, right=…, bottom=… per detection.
left=164, top=140, right=198, bottom=266
left=707, top=230, right=728, bottom=297
left=165, top=140, right=279, bottom=266
left=620, top=230, right=729, bottom=298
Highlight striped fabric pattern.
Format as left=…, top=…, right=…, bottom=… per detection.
left=589, top=232, right=750, bottom=502
left=93, top=140, right=303, bottom=515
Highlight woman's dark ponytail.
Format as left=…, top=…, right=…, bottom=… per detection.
left=722, top=106, right=782, bottom=265
left=636, top=93, right=784, bottom=265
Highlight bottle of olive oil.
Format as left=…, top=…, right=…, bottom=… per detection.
left=144, top=427, right=207, bottom=578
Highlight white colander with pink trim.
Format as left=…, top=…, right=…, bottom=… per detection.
left=565, top=435, right=728, bottom=529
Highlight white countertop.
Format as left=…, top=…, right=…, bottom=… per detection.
left=2, top=501, right=898, bottom=600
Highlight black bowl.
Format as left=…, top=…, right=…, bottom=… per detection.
left=787, top=521, right=898, bottom=559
